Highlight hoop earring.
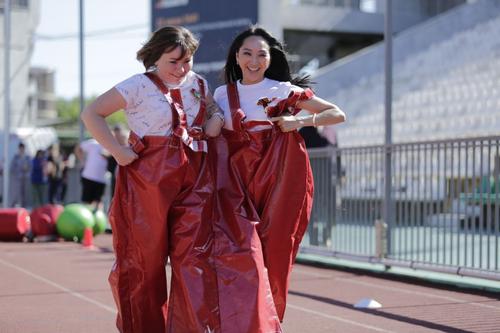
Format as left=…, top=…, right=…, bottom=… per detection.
left=148, top=64, right=158, bottom=72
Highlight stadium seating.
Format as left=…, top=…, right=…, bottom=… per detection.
left=317, top=5, right=500, bottom=147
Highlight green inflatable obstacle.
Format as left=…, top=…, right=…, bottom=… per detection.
left=56, top=204, right=95, bottom=241
left=92, top=209, right=108, bottom=235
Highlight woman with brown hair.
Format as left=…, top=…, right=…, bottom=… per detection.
left=82, top=26, right=224, bottom=333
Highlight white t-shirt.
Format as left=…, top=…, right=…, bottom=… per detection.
left=80, top=139, right=108, bottom=184
left=115, top=71, right=209, bottom=137
left=213, top=78, right=304, bottom=131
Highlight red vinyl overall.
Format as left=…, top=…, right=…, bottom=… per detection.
left=209, top=136, right=282, bottom=333
left=215, top=83, right=315, bottom=322
left=108, top=73, right=219, bottom=333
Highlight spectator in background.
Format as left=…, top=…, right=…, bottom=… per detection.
left=59, top=151, right=75, bottom=204
left=10, top=143, right=31, bottom=207
left=0, top=159, right=3, bottom=203
left=31, top=150, right=48, bottom=208
left=299, top=125, right=330, bottom=148
left=47, top=143, right=65, bottom=204
left=74, top=138, right=108, bottom=209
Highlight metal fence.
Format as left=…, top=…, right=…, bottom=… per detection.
left=302, top=135, right=500, bottom=281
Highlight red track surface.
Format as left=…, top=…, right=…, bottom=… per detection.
left=1, top=234, right=499, bottom=333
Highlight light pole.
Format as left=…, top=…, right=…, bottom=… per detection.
left=79, top=0, right=85, bottom=143
left=3, top=0, right=12, bottom=208
left=383, top=0, right=393, bottom=255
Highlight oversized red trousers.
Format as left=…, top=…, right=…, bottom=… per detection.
left=215, top=126, right=314, bottom=322
left=108, top=133, right=219, bottom=333
left=209, top=135, right=283, bottom=333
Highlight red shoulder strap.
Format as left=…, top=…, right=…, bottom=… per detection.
left=144, top=72, right=185, bottom=136
left=227, top=83, right=246, bottom=132
left=190, top=77, right=206, bottom=129
left=144, top=72, right=169, bottom=94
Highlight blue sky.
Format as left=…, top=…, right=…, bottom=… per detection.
left=32, top=0, right=150, bottom=99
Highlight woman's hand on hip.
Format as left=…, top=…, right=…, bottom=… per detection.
left=113, top=146, right=138, bottom=166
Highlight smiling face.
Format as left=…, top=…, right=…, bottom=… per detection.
left=155, top=46, right=193, bottom=85
left=236, top=35, right=271, bottom=85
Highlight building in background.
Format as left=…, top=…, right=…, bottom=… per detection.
left=152, top=0, right=466, bottom=88
left=312, top=0, right=500, bottom=146
left=1, top=0, right=58, bottom=151
left=0, top=0, right=47, bottom=128
left=29, top=67, right=57, bottom=125
left=153, top=0, right=258, bottom=86
left=1, top=0, right=59, bottom=205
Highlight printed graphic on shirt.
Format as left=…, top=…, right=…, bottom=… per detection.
left=213, top=78, right=307, bottom=131
left=115, top=71, right=208, bottom=137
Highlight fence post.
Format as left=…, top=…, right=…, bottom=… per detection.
left=375, top=219, right=388, bottom=258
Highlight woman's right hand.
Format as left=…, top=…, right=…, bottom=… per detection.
left=113, top=146, right=138, bottom=166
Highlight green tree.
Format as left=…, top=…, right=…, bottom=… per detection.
left=56, top=97, right=80, bottom=123
left=56, top=96, right=126, bottom=126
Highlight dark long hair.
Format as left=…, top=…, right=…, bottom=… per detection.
left=137, top=25, right=199, bottom=70
left=223, top=26, right=310, bottom=88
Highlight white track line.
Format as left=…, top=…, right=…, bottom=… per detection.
left=293, top=268, right=500, bottom=311
left=0, top=258, right=116, bottom=314
left=287, top=303, right=396, bottom=333
left=293, top=268, right=335, bottom=278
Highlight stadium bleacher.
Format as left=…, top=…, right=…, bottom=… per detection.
left=313, top=1, right=500, bottom=147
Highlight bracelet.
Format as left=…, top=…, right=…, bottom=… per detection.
left=312, top=113, right=317, bottom=127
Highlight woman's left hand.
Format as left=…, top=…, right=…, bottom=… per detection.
left=269, top=115, right=300, bottom=132
left=204, top=115, right=224, bottom=137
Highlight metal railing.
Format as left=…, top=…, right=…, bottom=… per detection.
left=302, top=136, right=500, bottom=281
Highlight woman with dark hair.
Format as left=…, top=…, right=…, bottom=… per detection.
left=213, top=26, right=345, bottom=324
left=82, top=25, right=224, bottom=333
left=30, top=149, right=48, bottom=207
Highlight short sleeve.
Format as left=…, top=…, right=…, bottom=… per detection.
left=213, top=85, right=225, bottom=105
left=114, top=74, right=142, bottom=108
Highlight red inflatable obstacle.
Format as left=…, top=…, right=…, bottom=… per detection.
left=30, top=204, right=64, bottom=238
left=0, top=208, right=31, bottom=241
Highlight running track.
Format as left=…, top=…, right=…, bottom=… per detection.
left=1, top=234, right=499, bottom=333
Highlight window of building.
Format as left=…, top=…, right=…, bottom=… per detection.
left=0, top=0, right=29, bottom=10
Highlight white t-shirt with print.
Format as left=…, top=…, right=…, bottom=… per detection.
left=213, top=78, right=304, bottom=131
left=80, top=139, right=108, bottom=184
left=115, top=71, right=209, bottom=137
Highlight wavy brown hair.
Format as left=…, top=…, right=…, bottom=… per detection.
left=137, top=25, right=199, bottom=70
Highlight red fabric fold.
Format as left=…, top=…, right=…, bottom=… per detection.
left=213, top=83, right=314, bottom=322
left=265, top=88, right=314, bottom=117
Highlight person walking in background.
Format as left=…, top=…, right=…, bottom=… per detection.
left=30, top=150, right=48, bottom=208
left=47, top=143, right=65, bottom=204
left=59, top=151, right=74, bottom=204
left=213, top=26, right=346, bottom=324
left=10, top=143, right=31, bottom=207
left=81, top=26, right=223, bottom=333
left=74, top=138, right=108, bottom=209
